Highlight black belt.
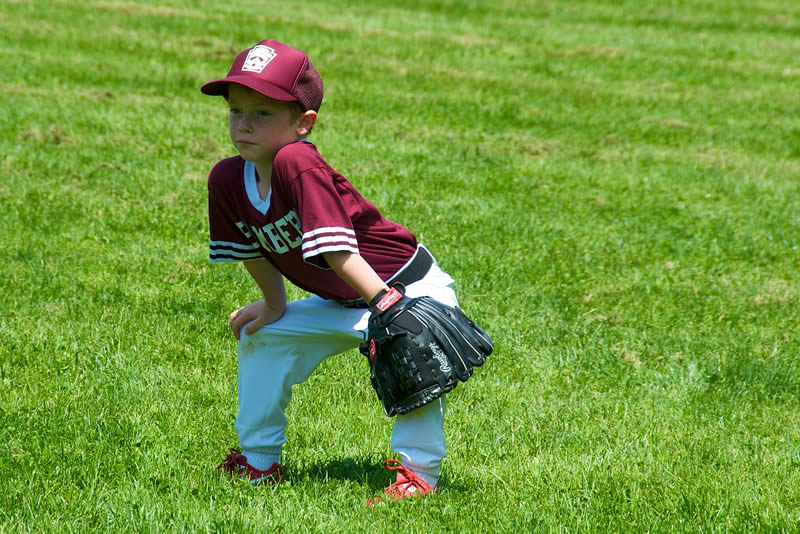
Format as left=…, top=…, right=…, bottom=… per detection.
left=336, top=246, right=434, bottom=308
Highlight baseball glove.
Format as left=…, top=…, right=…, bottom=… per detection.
left=359, top=285, right=493, bottom=416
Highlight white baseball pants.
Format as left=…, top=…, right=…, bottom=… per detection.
left=235, top=255, right=457, bottom=479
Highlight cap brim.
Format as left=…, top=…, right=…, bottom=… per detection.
left=201, top=75, right=297, bottom=103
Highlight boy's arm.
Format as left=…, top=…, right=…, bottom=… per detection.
left=323, top=251, right=389, bottom=304
left=229, top=258, right=287, bottom=340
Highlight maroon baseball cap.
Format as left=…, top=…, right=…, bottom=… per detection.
left=201, top=40, right=323, bottom=112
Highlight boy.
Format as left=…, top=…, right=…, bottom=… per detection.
left=201, top=39, right=460, bottom=501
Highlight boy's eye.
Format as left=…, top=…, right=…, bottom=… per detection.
left=229, top=108, right=242, bottom=114
left=257, top=110, right=272, bottom=117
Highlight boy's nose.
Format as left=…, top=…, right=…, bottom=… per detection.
left=237, top=116, right=253, bottom=132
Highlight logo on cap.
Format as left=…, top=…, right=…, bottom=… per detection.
left=241, top=45, right=277, bottom=73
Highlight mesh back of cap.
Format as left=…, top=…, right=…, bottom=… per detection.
left=295, top=62, right=324, bottom=112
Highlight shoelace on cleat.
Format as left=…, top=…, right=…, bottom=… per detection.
left=217, top=448, right=246, bottom=473
left=383, top=459, right=434, bottom=496
left=367, top=459, right=436, bottom=506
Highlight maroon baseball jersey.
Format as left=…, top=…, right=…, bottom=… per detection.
left=207, top=141, right=418, bottom=301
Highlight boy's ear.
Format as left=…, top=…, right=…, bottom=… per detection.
left=296, top=110, right=317, bottom=136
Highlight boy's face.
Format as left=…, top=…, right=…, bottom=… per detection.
left=227, top=84, right=313, bottom=166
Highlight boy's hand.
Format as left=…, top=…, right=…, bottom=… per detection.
left=229, top=299, right=285, bottom=340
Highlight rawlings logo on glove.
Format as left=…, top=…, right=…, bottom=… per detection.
left=359, top=285, right=493, bottom=416
left=429, top=343, right=452, bottom=373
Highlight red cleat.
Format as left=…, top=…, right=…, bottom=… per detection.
left=367, top=459, right=438, bottom=506
left=216, top=448, right=285, bottom=487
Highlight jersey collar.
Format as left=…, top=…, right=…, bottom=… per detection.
left=244, top=160, right=271, bottom=215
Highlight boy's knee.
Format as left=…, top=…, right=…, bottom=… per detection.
left=238, top=325, right=276, bottom=356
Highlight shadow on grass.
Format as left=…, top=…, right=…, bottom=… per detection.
left=290, top=457, right=388, bottom=491
left=289, top=456, right=466, bottom=494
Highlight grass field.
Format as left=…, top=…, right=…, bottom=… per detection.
left=2, top=0, right=800, bottom=531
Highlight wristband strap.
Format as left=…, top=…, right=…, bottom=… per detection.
left=370, top=286, right=404, bottom=311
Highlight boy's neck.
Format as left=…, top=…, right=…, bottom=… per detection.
left=254, top=163, right=272, bottom=201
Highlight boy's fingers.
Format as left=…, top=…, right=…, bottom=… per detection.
left=231, top=319, right=241, bottom=340
left=231, top=313, right=248, bottom=340
left=229, top=309, right=241, bottom=328
left=244, top=318, right=264, bottom=336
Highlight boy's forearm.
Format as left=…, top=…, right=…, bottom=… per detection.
left=322, top=251, right=388, bottom=303
left=244, top=258, right=287, bottom=310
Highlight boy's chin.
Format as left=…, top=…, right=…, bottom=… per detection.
left=237, top=150, right=265, bottom=162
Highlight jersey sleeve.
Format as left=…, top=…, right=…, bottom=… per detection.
left=290, top=167, right=361, bottom=268
left=207, top=169, right=261, bottom=263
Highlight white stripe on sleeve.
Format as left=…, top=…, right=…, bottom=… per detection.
left=302, top=244, right=360, bottom=260
left=301, top=234, right=359, bottom=252
left=210, top=240, right=258, bottom=251
left=303, top=226, right=356, bottom=239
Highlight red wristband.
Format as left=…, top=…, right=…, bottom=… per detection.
left=375, top=287, right=403, bottom=312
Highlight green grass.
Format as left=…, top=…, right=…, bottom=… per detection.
left=2, top=0, right=800, bottom=531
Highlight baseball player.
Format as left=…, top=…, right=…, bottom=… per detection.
left=201, top=39, right=490, bottom=502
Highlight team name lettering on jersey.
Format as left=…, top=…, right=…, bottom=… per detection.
left=235, top=210, right=302, bottom=255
